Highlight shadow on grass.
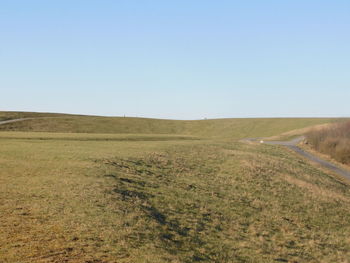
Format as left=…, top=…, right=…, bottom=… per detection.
left=103, top=155, right=219, bottom=262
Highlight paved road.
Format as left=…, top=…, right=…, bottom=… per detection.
left=249, top=136, right=350, bottom=181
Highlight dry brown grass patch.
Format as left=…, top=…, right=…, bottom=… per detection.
left=281, top=174, right=350, bottom=202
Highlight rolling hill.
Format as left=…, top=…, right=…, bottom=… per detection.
left=0, top=111, right=338, bottom=139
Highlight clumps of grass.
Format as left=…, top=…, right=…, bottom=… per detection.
left=306, top=121, right=350, bottom=165
left=102, top=153, right=232, bottom=262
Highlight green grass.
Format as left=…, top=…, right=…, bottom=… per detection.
left=1, top=112, right=350, bottom=262
left=0, top=131, right=200, bottom=142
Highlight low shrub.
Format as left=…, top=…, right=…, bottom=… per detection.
left=306, top=121, right=350, bottom=165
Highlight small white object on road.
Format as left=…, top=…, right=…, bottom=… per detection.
left=260, top=140, right=264, bottom=143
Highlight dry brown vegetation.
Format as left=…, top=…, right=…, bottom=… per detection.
left=306, top=121, right=350, bottom=165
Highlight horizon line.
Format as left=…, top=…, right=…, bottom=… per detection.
left=1, top=110, right=349, bottom=121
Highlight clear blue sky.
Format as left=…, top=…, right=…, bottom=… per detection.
left=1, top=1, right=349, bottom=119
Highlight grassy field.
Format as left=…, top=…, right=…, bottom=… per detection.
left=1, top=113, right=350, bottom=262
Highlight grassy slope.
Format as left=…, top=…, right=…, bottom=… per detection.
left=1, top=135, right=350, bottom=262
left=0, top=111, right=337, bottom=139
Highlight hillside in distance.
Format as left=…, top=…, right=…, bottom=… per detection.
left=0, top=111, right=338, bottom=139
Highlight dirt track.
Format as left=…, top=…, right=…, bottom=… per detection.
left=0, top=118, right=34, bottom=125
